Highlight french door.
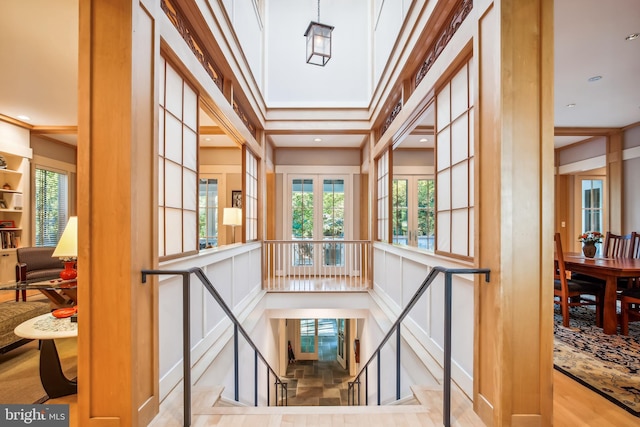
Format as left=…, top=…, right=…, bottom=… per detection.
left=289, top=176, right=348, bottom=275
left=297, top=318, right=344, bottom=365
left=392, top=176, right=435, bottom=250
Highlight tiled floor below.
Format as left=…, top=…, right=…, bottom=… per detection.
left=283, top=359, right=354, bottom=406
left=284, top=331, right=355, bottom=406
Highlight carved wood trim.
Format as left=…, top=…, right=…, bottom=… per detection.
left=161, top=0, right=223, bottom=91
left=233, top=97, right=257, bottom=139
left=414, top=0, right=473, bottom=89
left=379, top=98, right=403, bottom=140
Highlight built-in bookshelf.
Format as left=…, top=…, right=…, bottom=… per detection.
left=0, top=149, right=28, bottom=285
left=0, top=151, right=25, bottom=250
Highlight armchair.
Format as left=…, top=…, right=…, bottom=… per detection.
left=15, top=246, right=65, bottom=301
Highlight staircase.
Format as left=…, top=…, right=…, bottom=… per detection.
left=148, top=383, right=485, bottom=426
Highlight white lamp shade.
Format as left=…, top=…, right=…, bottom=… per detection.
left=52, top=216, right=78, bottom=259
left=222, top=208, right=242, bottom=226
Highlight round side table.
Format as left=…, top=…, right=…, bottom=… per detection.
left=14, top=312, right=78, bottom=399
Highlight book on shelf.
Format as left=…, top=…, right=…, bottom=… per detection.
left=0, top=230, right=18, bottom=249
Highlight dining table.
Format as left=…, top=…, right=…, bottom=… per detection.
left=563, top=253, right=640, bottom=335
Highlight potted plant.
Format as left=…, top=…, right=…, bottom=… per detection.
left=578, top=231, right=602, bottom=258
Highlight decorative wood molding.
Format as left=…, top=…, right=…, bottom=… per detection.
left=0, top=114, right=33, bottom=129
left=414, top=0, right=473, bottom=89
left=161, top=0, right=223, bottom=91
left=31, top=126, right=78, bottom=134
left=379, top=98, right=403, bottom=139
left=233, top=97, right=257, bottom=139
left=554, top=126, right=620, bottom=136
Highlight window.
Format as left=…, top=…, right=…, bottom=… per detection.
left=199, top=178, right=218, bottom=248
left=34, top=167, right=68, bottom=247
left=581, top=179, right=603, bottom=233
left=377, top=150, right=390, bottom=242
left=300, top=319, right=316, bottom=354
left=158, top=58, right=199, bottom=258
left=392, top=178, right=408, bottom=245
left=245, top=150, right=258, bottom=241
left=435, top=58, right=474, bottom=258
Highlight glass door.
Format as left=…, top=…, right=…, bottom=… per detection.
left=393, top=176, right=434, bottom=250
left=299, top=319, right=318, bottom=360
left=290, top=176, right=347, bottom=275
left=336, top=318, right=346, bottom=368
left=198, top=177, right=219, bottom=249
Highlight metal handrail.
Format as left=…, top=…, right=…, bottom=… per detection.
left=347, top=266, right=490, bottom=427
left=141, top=267, right=287, bottom=427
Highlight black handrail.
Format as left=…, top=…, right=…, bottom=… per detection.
left=347, top=266, right=490, bottom=427
left=141, top=267, right=287, bottom=427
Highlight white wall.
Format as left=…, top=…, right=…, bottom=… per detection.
left=157, top=243, right=263, bottom=401
left=222, top=0, right=264, bottom=92
left=372, top=242, right=477, bottom=397
left=265, top=0, right=371, bottom=107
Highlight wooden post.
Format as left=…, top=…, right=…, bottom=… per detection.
left=78, top=0, right=158, bottom=425
left=475, top=0, right=554, bottom=425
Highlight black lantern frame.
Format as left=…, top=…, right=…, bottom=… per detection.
left=304, top=21, right=334, bottom=66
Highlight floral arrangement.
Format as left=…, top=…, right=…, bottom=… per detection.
left=578, top=231, right=603, bottom=244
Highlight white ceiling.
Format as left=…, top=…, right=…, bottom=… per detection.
left=1, top=0, right=638, bottom=151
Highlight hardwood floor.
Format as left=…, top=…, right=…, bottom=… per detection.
left=552, top=369, right=639, bottom=427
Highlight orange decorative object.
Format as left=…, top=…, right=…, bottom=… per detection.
left=60, top=261, right=77, bottom=280
left=52, top=307, right=77, bottom=318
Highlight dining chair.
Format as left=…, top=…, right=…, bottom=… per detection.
left=629, top=232, right=640, bottom=259
left=625, top=232, right=640, bottom=289
left=601, top=232, right=635, bottom=291
left=554, top=233, right=603, bottom=328
left=620, top=288, right=640, bottom=335
left=602, top=232, right=631, bottom=258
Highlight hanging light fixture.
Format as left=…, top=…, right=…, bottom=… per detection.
left=304, top=0, right=334, bottom=66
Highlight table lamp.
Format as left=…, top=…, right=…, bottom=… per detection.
left=222, top=207, right=242, bottom=243
left=52, top=216, right=78, bottom=280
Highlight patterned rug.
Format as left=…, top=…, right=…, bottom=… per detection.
left=554, top=306, right=640, bottom=417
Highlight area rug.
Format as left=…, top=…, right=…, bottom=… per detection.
left=554, top=306, right=640, bottom=417
left=0, top=337, right=77, bottom=404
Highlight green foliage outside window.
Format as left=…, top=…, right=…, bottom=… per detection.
left=35, top=168, right=68, bottom=247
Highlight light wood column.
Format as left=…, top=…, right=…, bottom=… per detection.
left=78, top=1, right=158, bottom=426
left=607, top=132, right=623, bottom=233
left=475, top=0, right=554, bottom=426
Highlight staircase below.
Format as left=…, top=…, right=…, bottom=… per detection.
left=148, top=383, right=485, bottom=426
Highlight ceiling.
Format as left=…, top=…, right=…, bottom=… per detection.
left=1, top=0, right=638, bottom=151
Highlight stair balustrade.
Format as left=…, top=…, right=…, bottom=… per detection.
left=263, top=240, right=371, bottom=290
left=141, top=267, right=287, bottom=427
left=347, top=266, right=490, bottom=427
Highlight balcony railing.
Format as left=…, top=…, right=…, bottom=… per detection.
left=263, top=240, right=372, bottom=290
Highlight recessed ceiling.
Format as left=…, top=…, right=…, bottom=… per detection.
left=267, top=134, right=367, bottom=148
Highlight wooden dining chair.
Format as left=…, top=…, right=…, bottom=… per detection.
left=620, top=288, right=640, bottom=335
left=602, top=231, right=631, bottom=258
left=625, top=232, right=640, bottom=289
left=554, top=233, right=603, bottom=327
left=629, top=232, right=640, bottom=258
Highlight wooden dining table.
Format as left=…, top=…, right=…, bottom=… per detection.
left=564, top=253, right=640, bottom=334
